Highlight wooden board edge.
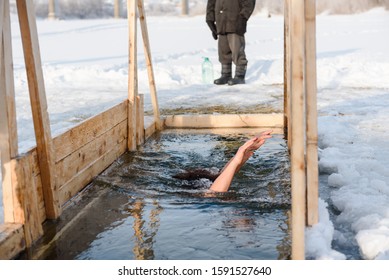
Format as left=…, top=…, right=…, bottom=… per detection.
left=53, top=100, right=128, bottom=162
left=163, top=113, right=284, bottom=128
left=0, top=223, right=25, bottom=259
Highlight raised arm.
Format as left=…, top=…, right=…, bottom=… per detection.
left=209, top=130, right=272, bottom=193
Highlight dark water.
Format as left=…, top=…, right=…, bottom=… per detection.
left=24, top=129, right=291, bottom=260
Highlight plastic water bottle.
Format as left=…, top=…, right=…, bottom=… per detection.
left=202, top=57, right=214, bottom=84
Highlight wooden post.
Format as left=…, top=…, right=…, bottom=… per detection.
left=286, top=0, right=293, bottom=152
left=182, top=0, right=189, bottom=16
left=305, top=0, right=319, bottom=226
left=48, top=0, right=56, bottom=20
left=1, top=0, right=17, bottom=157
left=11, top=156, right=43, bottom=247
left=283, top=0, right=290, bottom=143
left=114, top=0, right=121, bottom=18
left=0, top=0, right=19, bottom=223
left=16, top=0, right=61, bottom=219
left=290, top=0, right=306, bottom=260
left=127, top=0, right=138, bottom=151
left=136, top=94, right=145, bottom=146
left=137, top=0, right=162, bottom=130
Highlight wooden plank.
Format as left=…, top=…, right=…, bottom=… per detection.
left=10, top=149, right=46, bottom=224
left=127, top=0, right=138, bottom=151
left=21, top=147, right=40, bottom=175
left=1, top=0, right=19, bottom=224
left=144, top=116, right=156, bottom=140
left=0, top=0, right=13, bottom=223
left=34, top=174, right=46, bottom=224
left=284, top=0, right=291, bottom=149
left=56, top=120, right=127, bottom=188
left=11, top=156, right=43, bottom=247
left=19, top=102, right=129, bottom=222
left=136, top=94, right=145, bottom=146
left=0, top=80, right=15, bottom=224
left=19, top=149, right=45, bottom=221
left=53, top=101, right=127, bottom=162
left=16, top=0, right=60, bottom=219
left=137, top=0, right=162, bottom=130
left=2, top=0, right=18, bottom=157
left=305, top=0, right=319, bottom=226
left=0, top=223, right=25, bottom=259
left=9, top=158, right=28, bottom=227
left=164, top=114, right=284, bottom=128
left=287, top=0, right=293, bottom=152
left=290, top=0, right=306, bottom=260
left=58, top=139, right=127, bottom=206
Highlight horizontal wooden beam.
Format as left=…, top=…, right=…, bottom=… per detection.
left=58, top=138, right=127, bottom=206
left=164, top=114, right=284, bottom=129
left=56, top=120, right=127, bottom=188
left=53, top=101, right=127, bottom=162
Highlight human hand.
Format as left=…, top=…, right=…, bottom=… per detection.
left=206, top=20, right=218, bottom=40
left=234, top=130, right=273, bottom=165
left=209, top=130, right=272, bottom=193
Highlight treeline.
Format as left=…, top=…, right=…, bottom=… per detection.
left=12, top=0, right=389, bottom=19
left=255, top=0, right=389, bottom=14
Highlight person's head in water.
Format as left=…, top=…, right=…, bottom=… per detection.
left=173, top=168, right=220, bottom=182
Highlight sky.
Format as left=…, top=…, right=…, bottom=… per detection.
left=1, top=7, right=389, bottom=260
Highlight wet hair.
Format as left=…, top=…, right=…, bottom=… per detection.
left=173, top=168, right=220, bottom=182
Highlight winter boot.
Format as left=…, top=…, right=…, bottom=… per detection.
left=214, top=63, right=232, bottom=85
left=228, top=65, right=246, bottom=86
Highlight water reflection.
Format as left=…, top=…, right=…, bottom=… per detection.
left=277, top=210, right=292, bottom=260
left=130, top=199, right=163, bottom=260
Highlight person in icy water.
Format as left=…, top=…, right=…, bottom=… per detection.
left=173, top=130, right=272, bottom=192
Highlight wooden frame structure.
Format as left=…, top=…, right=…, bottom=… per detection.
left=284, top=0, right=319, bottom=259
left=0, top=0, right=319, bottom=260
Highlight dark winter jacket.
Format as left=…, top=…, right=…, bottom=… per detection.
left=206, top=0, right=256, bottom=36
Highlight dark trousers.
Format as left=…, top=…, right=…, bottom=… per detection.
left=218, top=33, right=247, bottom=67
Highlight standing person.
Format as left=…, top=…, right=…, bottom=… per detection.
left=206, top=0, right=256, bottom=86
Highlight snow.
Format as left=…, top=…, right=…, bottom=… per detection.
left=1, top=7, right=389, bottom=260
left=305, top=199, right=346, bottom=260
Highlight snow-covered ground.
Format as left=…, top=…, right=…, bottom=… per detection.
left=1, top=8, right=389, bottom=260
